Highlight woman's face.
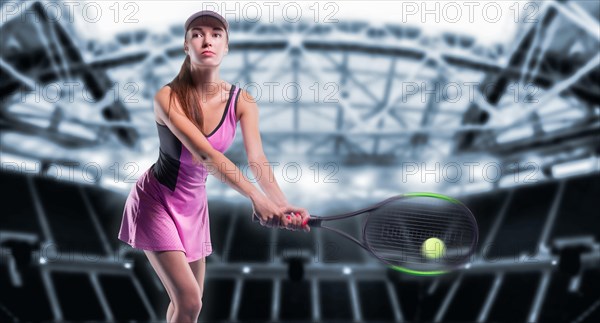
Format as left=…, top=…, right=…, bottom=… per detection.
left=184, top=16, right=229, bottom=66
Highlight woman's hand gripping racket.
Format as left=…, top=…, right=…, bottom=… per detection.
left=254, top=193, right=478, bottom=275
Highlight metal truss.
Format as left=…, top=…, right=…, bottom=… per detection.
left=456, top=0, right=600, bottom=166
left=1, top=0, right=598, bottom=184
left=2, top=231, right=598, bottom=322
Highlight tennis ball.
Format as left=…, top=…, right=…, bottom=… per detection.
left=422, top=237, right=446, bottom=260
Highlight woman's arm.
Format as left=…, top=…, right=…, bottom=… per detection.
left=153, top=86, right=293, bottom=227
left=237, top=89, right=310, bottom=230
left=248, top=154, right=288, bottom=206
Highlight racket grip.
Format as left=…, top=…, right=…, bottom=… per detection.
left=252, top=213, right=319, bottom=228
left=306, top=218, right=322, bottom=227
left=251, top=213, right=285, bottom=226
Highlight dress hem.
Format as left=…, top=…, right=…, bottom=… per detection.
left=118, top=238, right=212, bottom=262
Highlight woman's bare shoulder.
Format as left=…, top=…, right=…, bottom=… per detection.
left=154, top=85, right=175, bottom=125
left=155, top=84, right=173, bottom=100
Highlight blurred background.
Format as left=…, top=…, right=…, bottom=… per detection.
left=1, top=0, right=599, bottom=322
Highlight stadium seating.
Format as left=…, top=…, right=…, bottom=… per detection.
left=1, top=169, right=598, bottom=321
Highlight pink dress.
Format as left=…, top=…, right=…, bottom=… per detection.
left=118, top=84, right=240, bottom=262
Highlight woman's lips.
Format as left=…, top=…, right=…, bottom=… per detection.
left=201, top=51, right=215, bottom=56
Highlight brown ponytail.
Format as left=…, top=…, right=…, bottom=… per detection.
left=167, top=55, right=205, bottom=136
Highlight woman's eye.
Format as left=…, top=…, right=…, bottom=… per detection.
left=214, top=34, right=222, bottom=38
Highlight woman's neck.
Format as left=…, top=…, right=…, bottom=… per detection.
left=190, top=70, right=226, bottom=100
left=190, top=66, right=223, bottom=91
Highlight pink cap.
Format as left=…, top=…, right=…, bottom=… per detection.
left=184, top=10, right=229, bottom=34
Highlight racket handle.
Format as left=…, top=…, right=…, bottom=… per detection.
left=251, top=212, right=287, bottom=226
left=306, top=218, right=322, bottom=227
left=252, top=213, right=321, bottom=228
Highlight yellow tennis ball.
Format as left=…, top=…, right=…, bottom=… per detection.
left=422, top=237, right=446, bottom=259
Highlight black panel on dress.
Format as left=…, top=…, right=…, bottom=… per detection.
left=152, top=123, right=182, bottom=192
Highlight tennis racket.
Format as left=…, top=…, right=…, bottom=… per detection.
left=253, top=192, right=478, bottom=276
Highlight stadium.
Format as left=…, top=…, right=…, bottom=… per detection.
left=1, top=1, right=599, bottom=322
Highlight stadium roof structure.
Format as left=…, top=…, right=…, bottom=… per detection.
left=0, top=0, right=598, bottom=194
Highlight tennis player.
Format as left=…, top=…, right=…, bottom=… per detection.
left=118, top=10, right=310, bottom=322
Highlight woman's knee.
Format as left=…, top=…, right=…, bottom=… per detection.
left=174, top=286, right=203, bottom=314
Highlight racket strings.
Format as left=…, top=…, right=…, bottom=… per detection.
left=364, top=197, right=477, bottom=270
left=368, top=220, right=475, bottom=247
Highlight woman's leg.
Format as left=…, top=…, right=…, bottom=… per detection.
left=166, top=302, right=175, bottom=322
left=147, top=268, right=175, bottom=322
left=144, top=250, right=202, bottom=323
left=188, top=257, right=207, bottom=305
left=165, top=259, right=206, bottom=321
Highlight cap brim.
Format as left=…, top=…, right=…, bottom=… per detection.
left=184, top=11, right=229, bottom=34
